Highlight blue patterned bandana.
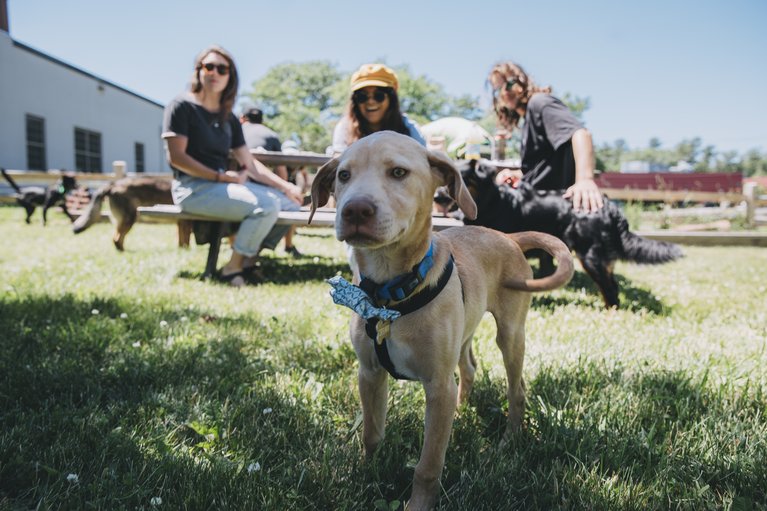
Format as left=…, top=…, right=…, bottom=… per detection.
left=327, top=275, right=402, bottom=323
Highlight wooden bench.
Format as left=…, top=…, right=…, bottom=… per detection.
left=137, top=205, right=462, bottom=278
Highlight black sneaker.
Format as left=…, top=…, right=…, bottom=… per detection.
left=285, top=245, right=303, bottom=258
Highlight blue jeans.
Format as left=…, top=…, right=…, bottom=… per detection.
left=173, top=179, right=280, bottom=257
left=261, top=186, right=301, bottom=250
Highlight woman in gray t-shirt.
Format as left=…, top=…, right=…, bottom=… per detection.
left=162, top=46, right=303, bottom=286
left=489, top=61, right=604, bottom=213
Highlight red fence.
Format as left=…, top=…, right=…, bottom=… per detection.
left=595, top=172, right=742, bottom=193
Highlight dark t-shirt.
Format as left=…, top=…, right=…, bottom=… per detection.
left=520, top=94, right=583, bottom=190
left=162, top=93, right=245, bottom=177
left=242, top=122, right=282, bottom=151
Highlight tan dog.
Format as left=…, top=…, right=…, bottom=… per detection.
left=72, top=177, right=191, bottom=251
left=310, top=132, right=574, bottom=510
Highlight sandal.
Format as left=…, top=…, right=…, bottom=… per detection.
left=215, top=270, right=246, bottom=287
left=285, top=245, right=304, bottom=258
left=242, top=265, right=265, bottom=285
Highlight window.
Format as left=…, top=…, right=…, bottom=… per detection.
left=74, top=128, right=102, bottom=172
left=135, top=143, right=145, bottom=173
left=26, top=115, right=47, bottom=170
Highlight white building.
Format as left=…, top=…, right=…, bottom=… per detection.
left=0, top=2, right=167, bottom=174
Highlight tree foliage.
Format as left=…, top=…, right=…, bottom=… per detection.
left=241, top=61, right=767, bottom=175
left=241, top=61, right=481, bottom=153
left=596, top=137, right=767, bottom=175
left=243, top=61, right=342, bottom=153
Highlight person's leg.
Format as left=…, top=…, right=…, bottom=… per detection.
left=260, top=188, right=301, bottom=251
left=178, top=182, right=279, bottom=284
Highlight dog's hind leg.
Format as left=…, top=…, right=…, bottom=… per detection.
left=457, top=338, right=477, bottom=405
left=579, top=253, right=620, bottom=308
left=492, top=309, right=528, bottom=434
left=113, top=216, right=136, bottom=251
left=108, top=196, right=136, bottom=252
left=19, top=200, right=35, bottom=224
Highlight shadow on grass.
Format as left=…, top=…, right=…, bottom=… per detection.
left=0, top=293, right=385, bottom=510
left=2, top=294, right=764, bottom=510
left=176, top=255, right=352, bottom=285
left=531, top=270, right=672, bottom=315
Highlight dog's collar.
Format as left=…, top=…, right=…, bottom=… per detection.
left=359, top=242, right=435, bottom=303
left=326, top=241, right=455, bottom=381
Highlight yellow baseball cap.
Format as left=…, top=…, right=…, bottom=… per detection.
left=350, top=63, right=399, bottom=92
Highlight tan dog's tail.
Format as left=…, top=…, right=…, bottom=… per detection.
left=503, top=231, right=574, bottom=292
left=72, top=184, right=110, bottom=234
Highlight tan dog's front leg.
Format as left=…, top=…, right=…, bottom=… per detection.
left=358, top=365, right=388, bottom=458
left=406, top=378, right=458, bottom=511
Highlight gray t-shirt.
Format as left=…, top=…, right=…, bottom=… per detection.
left=242, top=122, right=282, bottom=151
left=520, top=94, right=583, bottom=190
left=162, top=93, right=245, bottom=178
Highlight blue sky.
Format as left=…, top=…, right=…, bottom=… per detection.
left=8, top=0, right=767, bottom=154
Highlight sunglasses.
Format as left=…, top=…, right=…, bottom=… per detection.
left=493, top=78, right=517, bottom=99
left=200, top=62, right=230, bottom=75
left=353, top=88, right=389, bottom=104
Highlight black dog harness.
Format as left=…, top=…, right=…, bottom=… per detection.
left=359, top=243, right=455, bottom=380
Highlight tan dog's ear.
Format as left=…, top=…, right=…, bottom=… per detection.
left=428, top=151, right=477, bottom=220
left=309, top=157, right=339, bottom=224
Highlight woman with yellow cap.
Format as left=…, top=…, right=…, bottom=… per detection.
left=331, top=63, right=425, bottom=154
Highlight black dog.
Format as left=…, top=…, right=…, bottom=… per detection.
left=440, top=159, right=683, bottom=308
left=2, top=168, right=77, bottom=225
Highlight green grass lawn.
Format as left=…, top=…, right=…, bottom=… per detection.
left=1, top=206, right=765, bottom=510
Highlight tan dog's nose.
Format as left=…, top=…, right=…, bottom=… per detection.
left=341, top=199, right=377, bottom=225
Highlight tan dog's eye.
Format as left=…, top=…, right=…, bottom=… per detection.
left=391, top=167, right=408, bottom=178
left=338, top=169, right=351, bottom=182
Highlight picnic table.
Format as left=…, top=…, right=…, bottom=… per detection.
left=136, top=205, right=462, bottom=279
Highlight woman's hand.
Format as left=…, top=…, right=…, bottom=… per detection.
left=563, top=178, right=604, bottom=213
left=223, top=170, right=248, bottom=185
left=283, top=183, right=304, bottom=205
left=495, top=168, right=523, bottom=186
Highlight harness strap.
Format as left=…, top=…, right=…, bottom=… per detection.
left=364, top=255, right=455, bottom=380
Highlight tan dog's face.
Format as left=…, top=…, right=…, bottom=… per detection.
left=310, top=131, right=477, bottom=248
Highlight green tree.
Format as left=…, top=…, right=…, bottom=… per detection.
left=243, top=61, right=486, bottom=153
left=740, top=149, right=767, bottom=177
left=560, top=93, right=590, bottom=122
left=391, top=64, right=482, bottom=124
left=596, top=139, right=628, bottom=172
left=243, top=61, right=343, bottom=153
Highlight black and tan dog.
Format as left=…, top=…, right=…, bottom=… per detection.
left=442, top=159, right=683, bottom=308
left=72, top=177, right=191, bottom=251
left=1, top=168, right=77, bottom=225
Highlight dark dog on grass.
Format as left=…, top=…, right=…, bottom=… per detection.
left=72, top=177, right=191, bottom=251
left=437, top=159, right=683, bottom=308
left=1, top=168, right=77, bottom=225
